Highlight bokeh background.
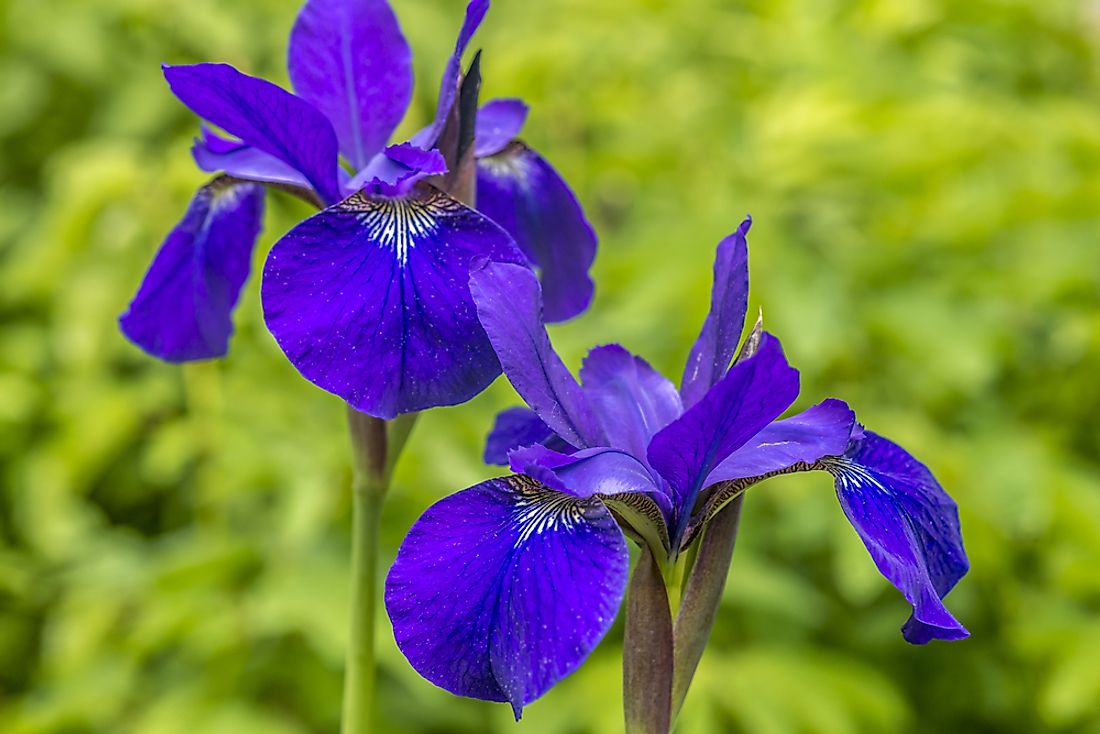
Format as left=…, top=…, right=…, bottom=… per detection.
left=2, top=0, right=1099, bottom=731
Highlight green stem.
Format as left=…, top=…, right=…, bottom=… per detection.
left=340, top=409, right=416, bottom=734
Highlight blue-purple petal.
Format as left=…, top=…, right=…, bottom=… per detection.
left=680, top=218, right=751, bottom=408
left=826, top=432, right=969, bottom=644
left=470, top=260, right=604, bottom=448
left=648, top=333, right=799, bottom=517
left=288, top=0, right=412, bottom=169
left=163, top=63, right=342, bottom=204
left=484, top=407, right=556, bottom=465
left=192, top=126, right=311, bottom=188
left=704, top=398, right=858, bottom=484
left=262, top=185, right=523, bottom=418
left=120, top=177, right=264, bottom=361
left=476, top=142, right=596, bottom=322
left=475, top=98, right=528, bottom=157
left=579, top=344, right=682, bottom=465
left=345, top=143, right=448, bottom=195
left=385, top=475, right=629, bottom=717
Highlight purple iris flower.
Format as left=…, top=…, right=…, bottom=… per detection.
left=385, top=217, right=969, bottom=717
left=119, top=0, right=598, bottom=418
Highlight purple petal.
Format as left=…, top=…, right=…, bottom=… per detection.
left=345, top=143, right=448, bottom=195
left=163, top=63, right=341, bottom=204
left=704, top=398, right=858, bottom=484
left=579, top=344, right=682, bottom=464
left=262, top=185, right=524, bottom=418
left=475, top=98, right=528, bottom=157
left=470, top=260, right=604, bottom=448
left=826, top=432, right=969, bottom=643
left=680, top=218, right=751, bottom=408
left=192, top=126, right=311, bottom=188
left=409, top=0, right=490, bottom=149
left=648, top=333, right=799, bottom=520
left=484, top=407, right=555, bottom=465
left=385, top=475, right=629, bottom=717
left=288, top=0, right=412, bottom=169
left=476, top=142, right=596, bottom=322
left=120, top=177, right=264, bottom=361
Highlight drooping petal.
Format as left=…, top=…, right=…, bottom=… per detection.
left=470, top=260, right=604, bottom=448
left=288, top=0, right=413, bottom=169
left=680, top=218, right=751, bottom=408
left=484, top=407, right=556, bottom=465
left=704, top=398, right=858, bottom=484
left=579, top=344, right=682, bottom=464
left=475, top=98, right=528, bottom=157
left=409, top=0, right=490, bottom=149
left=262, top=184, right=524, bottom=418
left=120, top=177, right=264, bottom=362
left=648, top=333, right=799, bottom=518
left=192, top=126, right=311, bottom=189
left=825, top=432, right=969, bottom=643
left=385, top=474, right=629, bottom=717
left=476, top=142, right=596, bottom=322
left=163, top=63, right=341, bottom=204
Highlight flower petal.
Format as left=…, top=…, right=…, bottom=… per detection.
left=470, top=260, right=604, bottom=448
left=262, top=184, right=523, bottom=418
left=476, top=142, right=597, bottom=322
left=120, top=177, right=264, bottom=362
left=704, top=398, right=857, bottom=484
left=385, top=474, right=629, bottom=717
left=409, top=0, right=490, bottom=149
left=475, top=98, right=528, bottom=157
left=192, top=126, right=311, bottom=188
left=580, top=344, right=682, bottom=464
left=648, top=333, right=799, bottom=527
left=163, top=63, right=341, bottom=204
left=345, top=142, right=449, bottom=195
left=484, top=407, right=557, bottom=465
left=824, top=432, right=969, bottom=643
left=288, top=0, right=412, bottom=169
left=680, top=218, right=751, bottom=408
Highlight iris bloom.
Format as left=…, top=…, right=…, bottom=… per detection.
left=119, top=0, right=597, bottom=418
left=385, top=218, right=969, bottom=717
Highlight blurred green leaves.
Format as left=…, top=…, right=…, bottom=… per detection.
left=2, top=0, right=1099, bottom=731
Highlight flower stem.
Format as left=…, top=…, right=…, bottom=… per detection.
left=341, top=409, right=416, bottom=734
left=623, top=545, right=674, bottom=734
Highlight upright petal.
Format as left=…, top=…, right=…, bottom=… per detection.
left=475, top=98, right=528, bottom=157
left=288, top=0, right=413, bottom=168
left=824, top=432, right=969, bottom=643
left=470, top=260, right=603, bottom=448
left=262, top=184, right=523, bottom=418
left=476, top=142, right=597, bottom=322
left=484, top=407, right=557, bottom=465
left=409, top=0, right=490, bottom=149
left=680, top=218, right=751, bottom=408
left=648, top=333, right=799, bottom=522
left=163, top=63, right=341, bottom=204
left=704, top=399, right=858, bottom=484
left=385, top=475, right=629, bottom=717
left=580, top=344, right=682, bottom=463
left=120, top=177, right=264, bottom=361
left=192, top=126, right=311, bottom=189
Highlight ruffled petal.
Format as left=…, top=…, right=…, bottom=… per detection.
left=262, top=184, right=523, bottom=418
left=469, top=260, right=604, bottom=448
left=163, top=63, right=341, bottom=204
left=409, top=0, right=489, bottom=149
left=288, top=0, right=412, bottom=168
left=475, top=98, right=528, bottom=157
left=647, top=333, right=799, bottom=523
left=704, top=398, right=857, bottom=484
left=345, top=142, right=448, bottom=196
left=385, top=474, right=629, bottom=717
left=192, top=126, right=311, bottom=188
left=579, top=344, right=682, bottom=464
left=680, top=217, right=751, bottom=408
left=484, top=407, right=556, bottom=465
left=824, top=432, right=969, bottom=643
left=476, top=142, right=596, bottom=322
left=120, top=177, right=264, bottom=361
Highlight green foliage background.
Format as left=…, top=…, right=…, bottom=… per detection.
left=2, top=0, right=1099, bottom=731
